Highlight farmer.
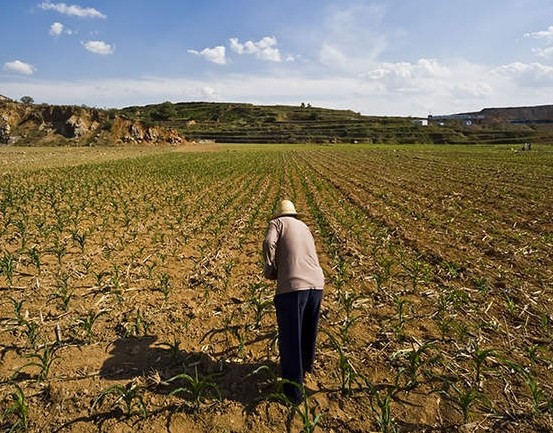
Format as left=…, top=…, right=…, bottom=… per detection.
left=263, top=199, right=324, bottom=404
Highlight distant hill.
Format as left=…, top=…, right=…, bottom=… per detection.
left=1, top=98, right=552, bottom=146
left=122, top=101, right=553, bottom=144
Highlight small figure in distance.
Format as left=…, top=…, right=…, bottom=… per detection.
left=263, top=199, right=325, bottom=404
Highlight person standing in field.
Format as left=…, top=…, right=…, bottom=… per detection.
left=263, top=199, right=324, bottom=404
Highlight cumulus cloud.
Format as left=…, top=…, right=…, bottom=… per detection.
left=533, top=46, right=553, bottom=58
left=362, top=58, right=451, bottom=92
left=38, top=1, right=106, bottom=19
left=316, top=3, right=387, bottom=72
left=49, top=22, right=73, bottom=36
left=229, top=36, right=281, bottom=62
left=199, top=86, right=217, bottom=99
left=49, top=22, right=63, bottom=36
left=524, top=25, right=553, bottom=42
left=493, top=62, right=553, bottom=86
left=3, top=60, right=36, bottom=76
left=188, top=46, right=228, bottom=65
left=82, top=40, right=115, bottom=55
left=524, top=25, right=553, bottom=59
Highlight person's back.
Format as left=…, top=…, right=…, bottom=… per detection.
left=267, top=216, right=324, bottom=293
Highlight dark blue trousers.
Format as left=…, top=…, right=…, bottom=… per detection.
left=274, top=289, right=323, bottom=403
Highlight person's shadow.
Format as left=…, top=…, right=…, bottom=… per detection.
left=98, top=334, right=281, bottom=410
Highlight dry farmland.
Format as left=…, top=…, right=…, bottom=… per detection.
left=0, top=144, right=552, bottom=433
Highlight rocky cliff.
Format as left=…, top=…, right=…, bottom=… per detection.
left=0, top=100, right=185, bottom=146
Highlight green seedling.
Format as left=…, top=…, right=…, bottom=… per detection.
left=436, top=380, right=485, bottom=424
left=470, top=344, right=497, bottom=388
left=26, top=246, right=41, bottom=274
left=74, top=310, right=107, bottom=343
left=391, top=343, right=437, bottom=390
left=18, top=343, right=59, bottom=382
left=363, top=377, right=398, bottom=433
left=21, top=320, right=40, bottom=349
left=1, top=383, right=29, bottom=432
left=295, top=393, right=323, bottom=433
left=168, top=366, right=221, bottom=412
left=323, top=330, right=362, bottom=395
left=48, top=274, right=74, bottom=312
left=393, top=296, right=410, bottom=342
left=0, top=252, right=15, bottom=286
left=156, top=272, right=171, bottom=301
left=92, top=380, right=148, bottom=418
left=71, top=229, right=87, bottom=252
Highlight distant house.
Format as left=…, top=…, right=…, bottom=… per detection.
left=413, top=119, right=428, bottom=126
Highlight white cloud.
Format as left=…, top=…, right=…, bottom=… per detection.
left=532, top=46, right=553, bottom=59
left=524, top=25, right=553, bottom=42
left=188, top=46, right=227, bottom=65
left=199, top=86, right=217, bottom=99
left=49, top=22, right=73, bottom=36
left=38, top=1, right=106, bottom=19
left=82, top=40, right=115, bottom=55
left=362, top=58, right=451, bottom=92
left=49, top=22, right=63, bottom=36
left=493, top=62, right=553, bottom=86
left=316, top=3, right=387, bottom=72
left=229, top=36, right=281, bottom=62
left=524, top=26, right=553, bottom=59
left=3, top=60, right=36, bottom=76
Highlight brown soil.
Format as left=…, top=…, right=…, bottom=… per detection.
left=0, top=144, right=552, bottom=433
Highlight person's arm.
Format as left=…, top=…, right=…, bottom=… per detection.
left=263, top=220, right=279, bottom=280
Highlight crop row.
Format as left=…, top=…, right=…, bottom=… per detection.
left=0, top=145, right=552, bottom=433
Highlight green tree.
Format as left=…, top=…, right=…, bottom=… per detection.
left=149, top=101, right=176, bottom=121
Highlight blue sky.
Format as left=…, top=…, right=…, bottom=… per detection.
left=1, top=0, right=552, bottom=116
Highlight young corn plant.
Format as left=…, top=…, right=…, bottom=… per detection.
left=245, top=282, right=273, bottom=329
left=48, top=274, right=74, bottom=312
left=392, top=296, right=411, bottom=342
left=524, top=373, right=545, bottom=414
left=294, top=393, right=323, bottom=433
left=436, top=380, right=486, bottom=424
left=363, top=377, right=398, bottom=433
left=333, top=258, right=349, bottom=291
left=117, top=309, right=151, bottom=338
left=223, top=259, right=234, bottom=291
left=336, top=290, right=364, bottom=345
left=391, top=343, right=437, bottom=390
left=0, top=252, right=15, bottom=287
left=373, top=257, right=393, bottom=292
left=1, top=383, right=29, bottom=433
left=92, top=379, right=148, bottom=418
left=401, top=255, right=430, bottom=292
left=469, top=343, right=497, bottom=389
left=168, top=366, right=221, bottom=412
left=323, top=330, right=362, bottom=395
left=5, top=297, right=26, bottom=328
left=21, top=320, right=40, bottom=350
left=71, top=229, right=87, bottom=253
left=155, top=272, right=171, bottom=302
left=73, top=309, right=107, bottom=343
left=26, top=246, right=41, bottom=274
left=18, top=343, right=59, bottom=382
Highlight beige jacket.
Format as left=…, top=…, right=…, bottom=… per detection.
left=263, top=216, right=324, bottom=294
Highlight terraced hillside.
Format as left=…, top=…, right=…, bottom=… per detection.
left=121, top=102, right=553, bottom=145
